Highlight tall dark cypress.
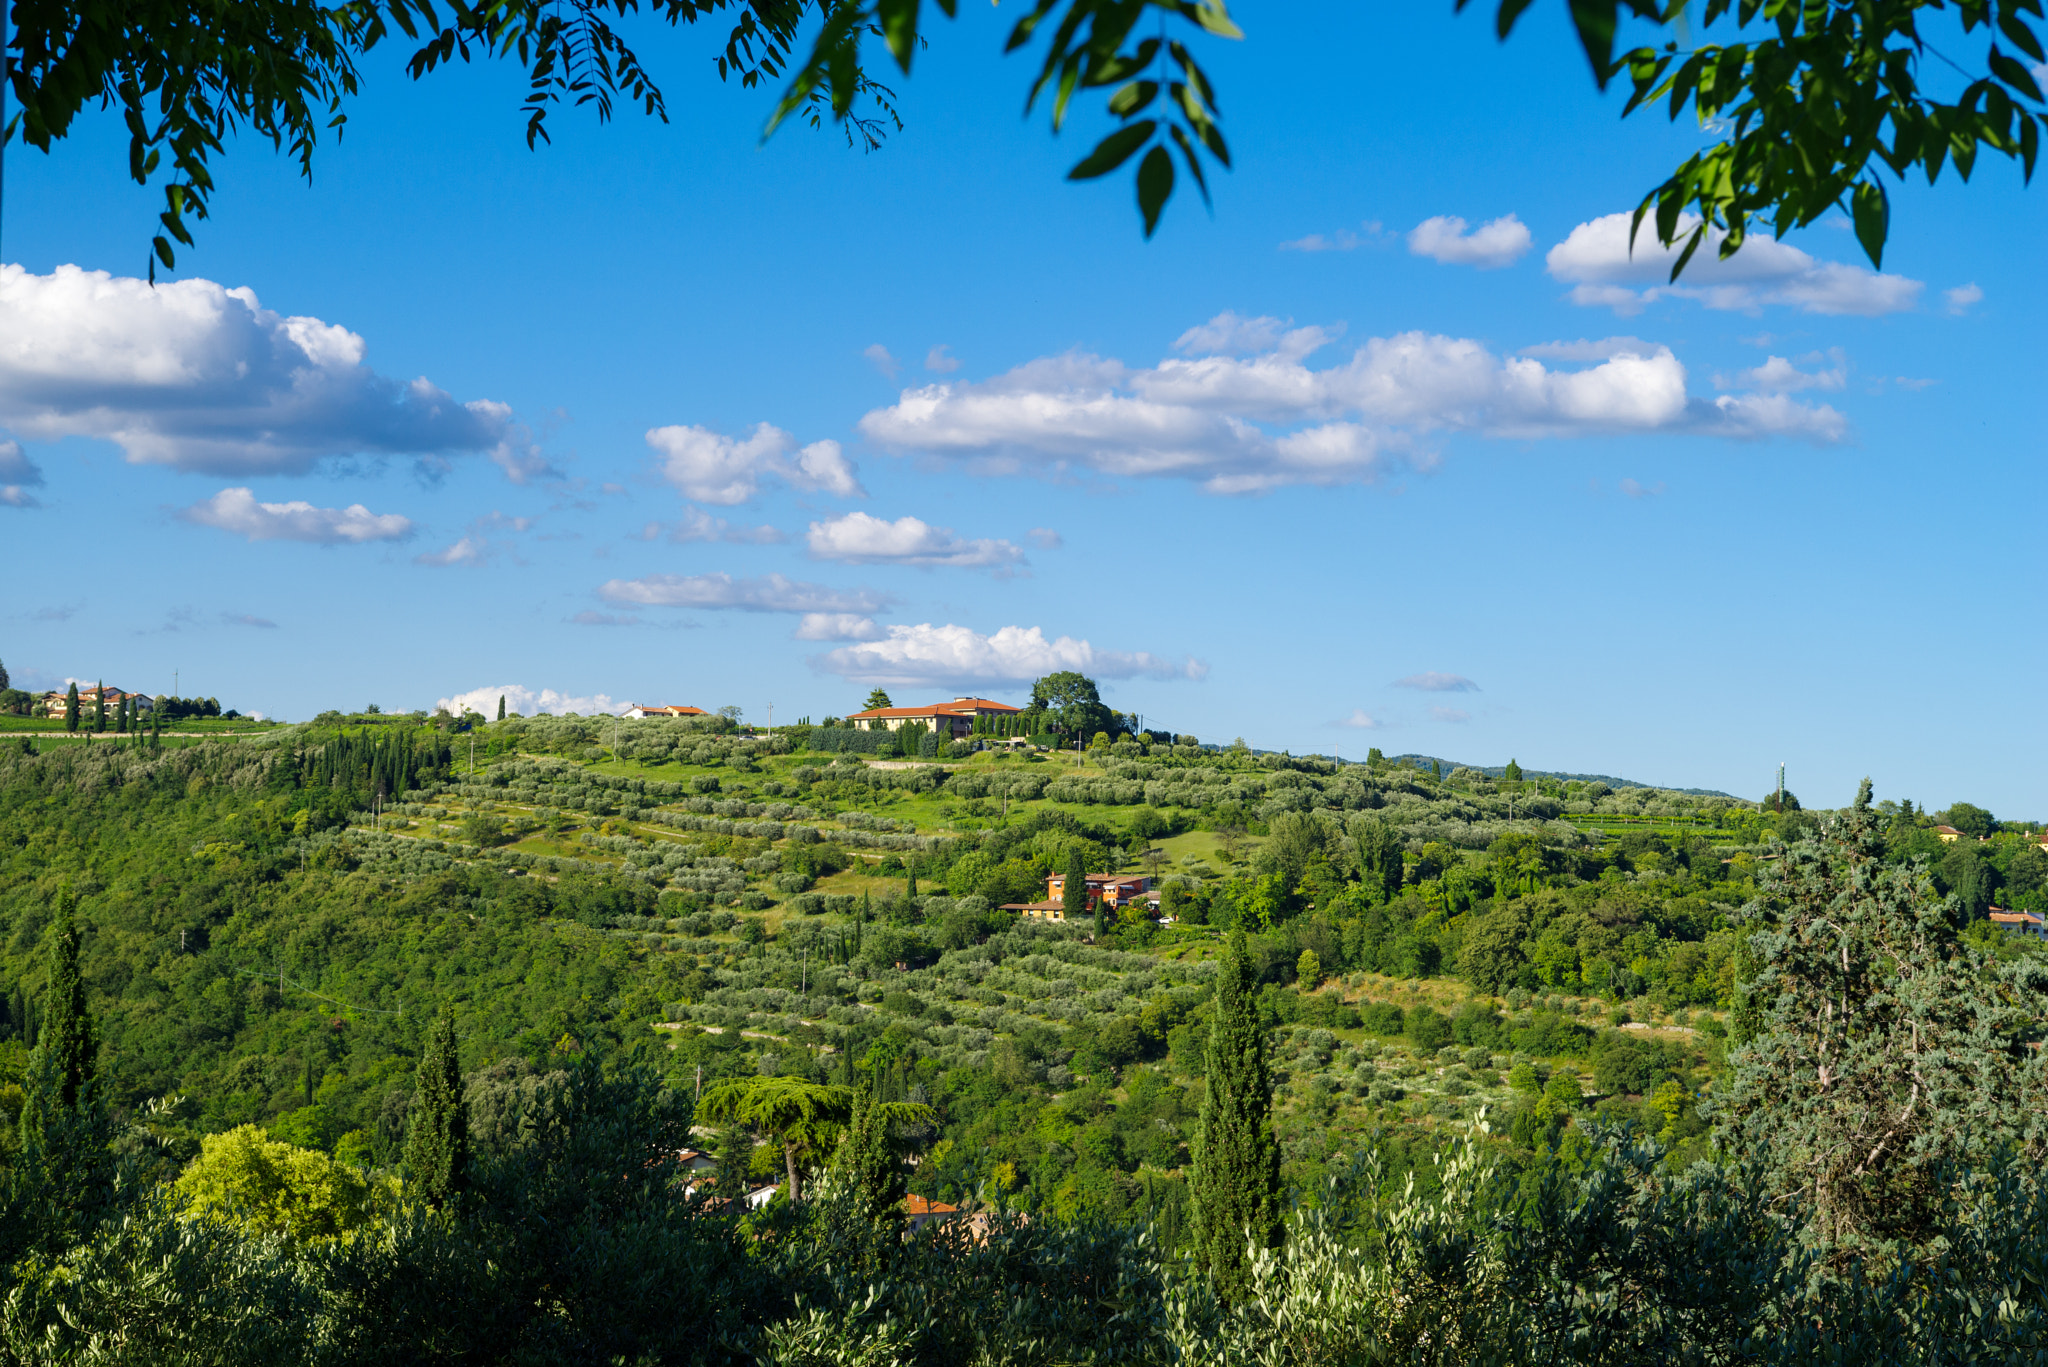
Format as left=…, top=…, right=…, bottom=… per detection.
left=63, top=683, right=79, bottom=733
left=1062, top=848, right=1086, bottom=923
left=42, top=910, right=96, bottom=1109
left=1190, top=928, right=1282, bottom=1301
left=404, top=1007, right=469, bottom=1208
left=92, top=681, right=106, bottom=734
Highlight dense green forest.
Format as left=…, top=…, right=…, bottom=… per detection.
left=0, top=697, right=2042, bottom=1361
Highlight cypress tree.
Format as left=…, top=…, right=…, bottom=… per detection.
left=40, top=909, right=96, bottom=1110
left=831, top=1087, right=905, bottom=1227
left=1190, top=927, right=1282, bottom=1300
left=497, top=695, right=506, bottom=721
left=63, top=683, right=78, bottom=733
left=403, top=1007, right=469, bottom=1208
left=1063, top=848, right=1086, bottom=923
left=92, top=681, right=106, bottom=733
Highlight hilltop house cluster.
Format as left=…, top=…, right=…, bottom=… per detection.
left=36, top=684, right=155, bottom=719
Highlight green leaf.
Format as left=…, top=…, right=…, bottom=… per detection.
left=1566, top=0, right=1620, bottom=89
left=1136, top=143, right=1175, bottom=236
left=1492, top=0, right=1540, bottom=39
left=1990, top=49, right=2044, bottom=104
left=879, top=0, right=920, bottom=74
left=1850, top=178, right=1889, bottom=269
left=1108, top=80, right=1160, bottom=117
left=1068, top=121, right=1155, bottom=180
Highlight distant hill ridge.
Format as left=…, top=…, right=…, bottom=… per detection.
left=1386, top=754, right=1737, bottom=799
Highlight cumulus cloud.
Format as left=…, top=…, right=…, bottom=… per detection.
left=857, top=318, right=1846, bottom=494
left=925, top=345, right=961, bottom=374
left=597, top=572, right=889, bottom=615
left=1944, top=283, right=1984, bottom=316
left=806, top=511, right=1024, bottom=568
left=645, top=423, right=864, bottom=505
left=793, top=612, right=886, bottom=641
left=811, top=622, right=1207, bottom=686
left=438, top=684, right=620, bottom=717
left=180, top=487, right=414, bottom=544
left=0, top=439, right=40, bottom=508
left=1547, top=213, right=1922, bottom=316
left=863, top=344, right=901, bottom=380
left=0, top=264, right=535, bottom=477
left=1407, top=214, right=1532, bottom=269
left=1332, top=709, right=1381, bottom=729
left=1395, top=672, right=1479, bottom=692
left=1717, top=351, right=1846, bottom=395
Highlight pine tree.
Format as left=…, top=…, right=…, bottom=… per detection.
left=1063, top=848, right=1086, bottom=923
left=403, top=1007, right=469, bottom=1208
left=63, top=683, right=78, bottom=733
left=40, top=909, right=96, bottom=1109
left=1718, top=792, right=2043, bottom=1265
left=1190, top=928, right=1282, bottom=1300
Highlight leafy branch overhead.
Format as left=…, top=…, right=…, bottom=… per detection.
left=7, top=0, right=2039, bottom=273
left=1474, top=0, right=2045, bottom=272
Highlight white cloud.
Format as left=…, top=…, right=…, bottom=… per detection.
left=811, top=622, right=1207, bottom=686
left=1332, top=709, right=1381, bottom=729
left=655, top=506, right=787, bottom=545
left=1944, top=283, right=1984, bottom=316
left=437, top=684, right=620, bottom=717
left=1547, top=213, right=1922, bottom=316
left=805, top=511, right=1025, bottom=568
left=925, top=345, right=961, bottom=374
left=1395, top=672, right=1479, bottom=692
left=646, top=423, right=864, bottom=505
left=597, top=572, right=889, bottom=614
left=1279, top=220, right=1386, bottom=253
left=1717, top=351, right=1846, bottom=395
left=0, top=439, right=40, bottom=508
left=180, top=487, right=414, bottom=544
left=415, top=534, right=490, bottom=567
left=1519, top=337, right=1661, bottom=362
left=1172, top=311, right=1339, bottom=359
left=1407, top=214, right=1533, bottom=269
left=863, top=344, right=901, bottom=380
left=1280, top=230, right=1360, bottom=252
left=0, top=264, right=532, bottom=476
left=857, top=318, right=1846, bottom=493
left=1618, top=478, right=1666, bottom=498
left=793, top=612, right=886, bottom=641
left=1028, top=527, right=1063, bottom=550
left=1430, top=706, right=1472, bottom=724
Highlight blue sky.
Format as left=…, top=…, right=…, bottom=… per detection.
left=3, top=4, right=2041, bottom=815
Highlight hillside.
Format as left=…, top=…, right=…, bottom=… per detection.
left=0, top=711, right=2033, bottom=1220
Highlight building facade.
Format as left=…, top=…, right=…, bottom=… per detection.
left=845, top=696, right=1023, bottom=739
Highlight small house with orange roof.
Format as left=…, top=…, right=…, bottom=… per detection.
left=846, top=696, right=1022, bottom=739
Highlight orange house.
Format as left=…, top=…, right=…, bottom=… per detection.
left=845, top=696, right=1022, bottom=739
left=1045, top=873, right=1151, bottom=908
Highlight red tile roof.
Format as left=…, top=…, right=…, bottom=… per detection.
left=847, top=697, right=1022, bottom=720
left=902, top=1195, right=959, bottom=1217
